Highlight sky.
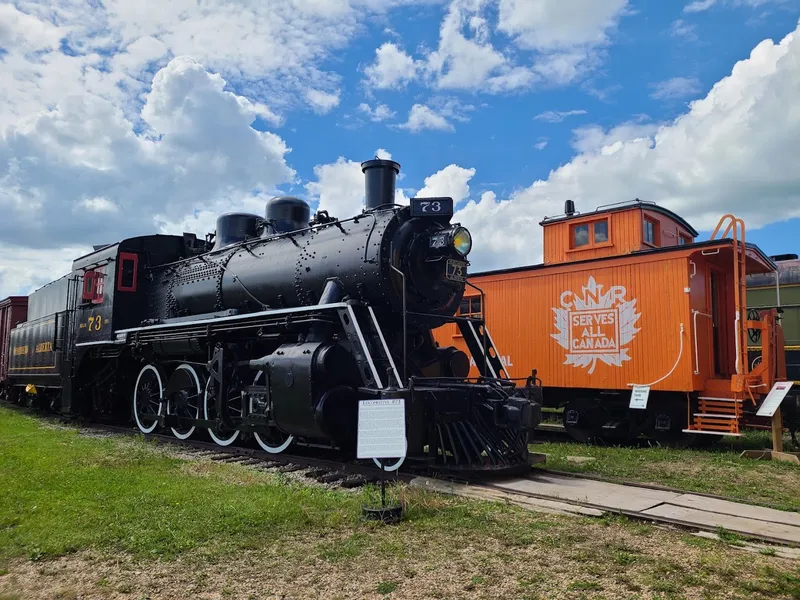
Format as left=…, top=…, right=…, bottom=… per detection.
left=1, top=0, right=799, bottom=297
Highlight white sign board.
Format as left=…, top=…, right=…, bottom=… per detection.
left=357, top=399, right=407, bottom=460
left=629, top=385, right=651, bottom=410
left=756, top=381, right=794, bottom=418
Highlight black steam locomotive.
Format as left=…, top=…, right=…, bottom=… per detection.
left=1, top=158, right=542, bottom=474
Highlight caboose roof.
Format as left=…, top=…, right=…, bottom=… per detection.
left=470, top=238, right=776, bottom=279
left=539, top=199, right=699, bottom=237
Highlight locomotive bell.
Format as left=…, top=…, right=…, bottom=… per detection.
left=361, top=158, right=400, bottom=210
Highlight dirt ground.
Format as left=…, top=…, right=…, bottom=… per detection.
left=2, top=518, right=798, bottom=600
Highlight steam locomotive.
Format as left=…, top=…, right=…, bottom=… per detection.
left=1, top=158, right=542, bottom=474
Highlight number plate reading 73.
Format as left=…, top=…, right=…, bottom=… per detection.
left=446, top=259, right=467, bottom=282
left=410, top=197, right=454, bottom=217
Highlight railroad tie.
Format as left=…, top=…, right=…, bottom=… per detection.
left=278, top=463, right=305, bottom=473
left=304, top=468, right=332, bottom=478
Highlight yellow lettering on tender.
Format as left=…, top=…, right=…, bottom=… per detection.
left=12, top=346, right=28, bottom=356
left=35, top=342, right=53, bottom=353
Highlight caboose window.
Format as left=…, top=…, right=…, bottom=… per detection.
left=117, top=252, right=139, bottom=292
left=594, top=220, right=609, bottom=243
left=458, top=296, right=482, bottom=318
left=570, top=218, right=610, bottom=250
left=644, top=217, right=658, bottom=245
left=573, top=224, right=589, bottom=247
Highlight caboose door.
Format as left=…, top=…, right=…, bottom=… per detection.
left=709, top=267, right=734, bottom=377
left=710, top=270, right=722, bottom=375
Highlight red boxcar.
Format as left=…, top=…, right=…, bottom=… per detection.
left=0, top=296, right=29, bottom=387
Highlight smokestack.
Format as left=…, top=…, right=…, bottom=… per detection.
left=564, top=199, right=576, bottom=216
left=361, top=158, right=400, bottom=210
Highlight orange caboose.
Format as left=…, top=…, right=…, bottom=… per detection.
left=435, top=200, right=786, bottom=445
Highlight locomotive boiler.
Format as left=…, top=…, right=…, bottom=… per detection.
left=1, top=157, right=542, bottom=474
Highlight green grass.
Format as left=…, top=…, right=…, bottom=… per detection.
left=532, top=429, right=800, bottom=511
left=0, top=406, right=798, bottom=600
left=0, top=407, right=364, bottom=561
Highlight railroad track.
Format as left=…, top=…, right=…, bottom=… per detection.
left=6, top=402, right=799, bottom=548
left=81, top=422, right=417, bottom=490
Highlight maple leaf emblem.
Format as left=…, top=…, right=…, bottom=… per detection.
left=552, top=276, right=641, bottom=374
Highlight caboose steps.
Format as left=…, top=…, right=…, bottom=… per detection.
left=683, top=393, right=744, bottom=435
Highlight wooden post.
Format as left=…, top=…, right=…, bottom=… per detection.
left=771, top=406, right=783, bottom=453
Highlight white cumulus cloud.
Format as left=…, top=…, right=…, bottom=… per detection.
left=363, top=42, right=420, bottom=89
left=358, top=102, right=397, bottom=122
left=364, top=0, right=633, bottom=93
left=0, top=56, right=296, bottom=297
left=416, top=165, right=477, bottom=204
left=399, top=104, right=455, bottom=132
left=306, top=89, right=341, bottom=114
left=455, top=23, right=800, bottom=271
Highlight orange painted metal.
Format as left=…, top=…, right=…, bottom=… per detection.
left=435, top=210, right=783, bottom=424
left=543, top=205, right=695, bottom=265
left=440, top=248, right=723, bottom=393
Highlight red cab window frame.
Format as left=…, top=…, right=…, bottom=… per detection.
left=81, top=269, right=106, bottom=304
left=117, top=252, right=139, bottom=292
left=81, top=271, right=97, bottom=301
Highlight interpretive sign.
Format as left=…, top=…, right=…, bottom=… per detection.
left=357, top=399, right=407, bottom=460
left=629, top=385, right=651, bottom=410
left=756, top=381, right=794, bottom=418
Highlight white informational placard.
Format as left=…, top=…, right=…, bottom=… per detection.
left=629, top=385, right=651, bottom=410
left=357, top=399, right=407, bottom=460
left=756, top=381, right=794, bottom=418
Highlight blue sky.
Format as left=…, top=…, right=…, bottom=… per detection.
left=1, top=0, right=799, bottom=295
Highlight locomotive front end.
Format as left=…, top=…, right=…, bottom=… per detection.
left=357, top=159, right=542, bottom=474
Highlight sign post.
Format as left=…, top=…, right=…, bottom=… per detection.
left=756, top=381, right=795, bottom=455
left=357, top=399, right=407, bottom=523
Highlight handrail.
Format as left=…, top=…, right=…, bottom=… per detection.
left=709, top=214, right=747, bottom=376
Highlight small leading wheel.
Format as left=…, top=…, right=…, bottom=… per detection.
left=250, top=371, right=294, bottom=454
left=166, top=364, right=204, bottom=440
left=203, top=373, right=243, bottom=446
left=133, top=364, right=165, bottom=434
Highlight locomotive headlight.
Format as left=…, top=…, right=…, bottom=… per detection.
left=451, top=227, right=472, bottom=256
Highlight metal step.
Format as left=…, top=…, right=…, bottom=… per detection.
left=693, top=414, right=737, bottom=419
left=698, top=397, right=742, bottom=403
left=682, top=428, right=743, bottom=437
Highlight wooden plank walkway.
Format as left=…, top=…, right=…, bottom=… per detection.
left=410, top=472, right=800, bottom=547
